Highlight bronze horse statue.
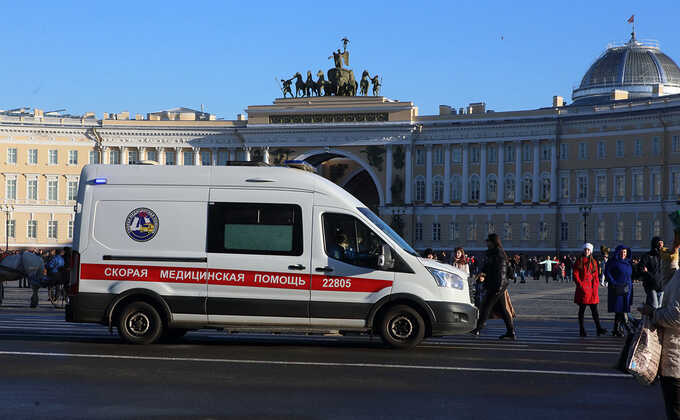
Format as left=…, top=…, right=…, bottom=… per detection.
left=371, top=75, right=381, bottom=96
left=360, top=70, right=370, bottom=96
left=293, top=72, right=306, bottom=98
left=312, top=70, right=326, bottom=97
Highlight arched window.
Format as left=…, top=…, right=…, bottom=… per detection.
left=487, top=175, right=498, bottom=202
left=598, top=220, right=606, bottom=241
left=415, top=177, right=425, bottom=202
left=451, top=176, right=462, bottom=201
left=504, top=174, right=515, bottom=201
left=653, top=219, right=661, bottom=237
left=540, top=174, right=551, bottom=201
left=469, top=175, right=480, bottom=202
left=523, top=175, right=533, bottom=201
left=433, top=177, right=444, bottom=202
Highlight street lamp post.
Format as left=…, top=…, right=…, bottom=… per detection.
left=1, top=204, right=13, bottom=252
left=579, top=205, right=592, bottom=244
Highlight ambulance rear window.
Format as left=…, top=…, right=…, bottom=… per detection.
left=206, top=202, right=303, bottom=256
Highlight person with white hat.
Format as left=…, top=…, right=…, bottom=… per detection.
left=573, top=242, right=607, bottom=337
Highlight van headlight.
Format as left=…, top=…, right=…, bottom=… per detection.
left=427, top=268, right=465, bottom=290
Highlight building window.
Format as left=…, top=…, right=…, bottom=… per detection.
left=432, top=223, right=441, bottom=241
left=415, top=149, right=425, bottom=165
left=433, top=178, right=443, bottom=201
left=541, top=144, right=550, bottom=161
left=559, top=143, right=568, bottom=160
left=597, top=142, right=606, bottom=159
left=577, top=175, right=588, bottom=200
left=109, top=149, right=120, bottom=165
left=673, top=136, right=680, bottom=153
left=539, top=222, right=550, bottom=241
left=521, top=222, right=529, bottom=240
left=487, top=145, right=497, bottom=163
left=68, top=220, right=74, bottom=239
left=67, top=180, right=78, bottom=201
left=578, top=143, right=588, bottom=159
left=469, top=175, right=480, bottom=201
left=48, top=220, right=58, bottom=240
left=560, top=176, right=569, bottom=200
left=218, top=150, right=229, bottom=165
left=598, top=220, right=606, bottom=242
left=451, top=176, right=461, bottom=201
left=47, top=179, right=58, bottom=201
left=487, top=176, right=497, bottom=202
left=503, top=222, right=512, bottom=241
left=651, top=172, right=661, bottom=197
left=452, top=147, right=462, bottom=163
left=415, top=222, right=423, bottom=241
left=615, top=174, right=625, bottom=198
left=634, top=139, right=642, bottom=157
left=616, top=140, right=625, bottom=157
left=541, top=176, right=550, bottom=201
left=183, top=151, right=194, bottom=166
left=616, top=220, right=624, bottom=241
left=147, top=149, right=158, bottom=163
left=634, top=220, right=643, bottom=241
left=89, top=150, right=99, bottom=164
left=7, top=148, right=17, bottom=164
left=128, top=150, right=138, bottom=164
left=470, top=146, right=480, bottom=163
left=504, top=175, right=515, bottom=201
left=27, top=179, right=38, bottom=201
left=48, top=149, right=58, bottom=165
left=68, top=150, right=78, bottom=165
left=597, top=175, right=607, bottom=199
left=201, top=150, right=212, bottom=166
left=653, top=137, right=661, bottom=156
left=504, top=144, right=514, bottom=162
left=415, top=177, right=425, bottom=202
left=27, top=220, right=37, bottom=239
left=449, top=222, right=460, bottom=241
left=673, top=172, right=680, bottom=196
left=632, top=173, right=643, bottom=198
left=467, top=223, right=477, bottom=241
left=5, top=178, right=17, bottom=200
left=28, top=149, right=38, bottom=165
left=522, top=144, right=531, bottom=161
left=560, top=222, right=568, bottom=242
left=487, top=223, right=495, bottom=235
left=522, top=175, right=532, bottom=201
left=165, top=151, right=176, bottom=165
left=433, top=146, right=443, bottom=165
left=653, top=219, right=661, bottom=237
left=6, top=219, right=15, bottom=238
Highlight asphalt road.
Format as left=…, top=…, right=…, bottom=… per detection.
left=0, top=280, right=664, bottom=420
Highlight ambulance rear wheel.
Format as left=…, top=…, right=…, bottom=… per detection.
left=118, top=301, right=163, bottom=344
left=379, top=304, right=425, bottom=349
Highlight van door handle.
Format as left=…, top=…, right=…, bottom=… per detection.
left=288, top=264, right=306, bottom=270
left=315, top=266, right=333, bottom=273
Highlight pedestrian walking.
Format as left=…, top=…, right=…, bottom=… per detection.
left=519, top=254, right=527, bottom=283
left=573, top=243, right=607, bottom=337
left=599, top=246, right=610, bottom=286
left=539, top=256, right=558, bottom=283
left=605, top=245, right=634, bottom=337
left=640, top=236, right=665, bottom=308
left=452, top=247, right=469, bottom=276
left=470, top=233, right=516, bottom=340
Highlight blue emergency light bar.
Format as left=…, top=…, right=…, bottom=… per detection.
left=92, top=178, right=107, bottom=185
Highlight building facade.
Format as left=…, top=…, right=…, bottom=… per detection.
left=2, top=37, right=680, bottom=253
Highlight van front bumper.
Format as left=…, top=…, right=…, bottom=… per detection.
left=427, top=301, right=478, bottom=336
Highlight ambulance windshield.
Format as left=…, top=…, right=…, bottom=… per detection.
left=358, top=207, right=418, bottom=257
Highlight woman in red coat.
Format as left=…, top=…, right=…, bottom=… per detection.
left=574, top=243, right=608, bottom=337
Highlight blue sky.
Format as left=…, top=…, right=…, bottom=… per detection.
left=1, top=0, right=678, bottom=118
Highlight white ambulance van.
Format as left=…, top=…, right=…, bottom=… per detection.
left=66, top=163, right=477, bottom=348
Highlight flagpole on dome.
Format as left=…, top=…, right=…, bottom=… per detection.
left=628, top=14, right=636, bottom=42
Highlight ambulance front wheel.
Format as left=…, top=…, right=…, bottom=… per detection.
left=379, top=304, right=425, bottom=349
left=118, top=301, right=164, bottom=344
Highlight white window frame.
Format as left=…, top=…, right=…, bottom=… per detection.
left=6, top=148, right=17, bottom=164
left=415, top=176, right=426, bottom=202
left=415, top=149, right=425, bottom=165
left=597, top=142, right=606, bottom=159
left=616, top=140, right=625, bottom=158
left=68, top=150, right=78, bottom=165
left=5, top=176, right=17, bottom=200
left=48, top=149, right=58, bottom=165
left=26, top=219, right=37, bottom=239
left=47, top=177, right=59, bottom=201
left=47, top=220, right=58, bottom=240
left=26, top=176, right=38, bottom=201
left=27, top=149, right=38, bottom=165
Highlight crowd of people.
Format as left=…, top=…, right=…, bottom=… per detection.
left=0, top=247, right=71, bottom=307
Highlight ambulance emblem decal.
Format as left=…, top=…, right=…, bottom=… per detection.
left=125, top=208, right=159, bottom=242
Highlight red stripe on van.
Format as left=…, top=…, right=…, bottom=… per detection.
left=79, top=263, right=392, bottom=293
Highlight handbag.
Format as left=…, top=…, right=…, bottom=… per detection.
left=614, top=284, right=630, bottom=295
left=625, top=316, right=663, bottom=386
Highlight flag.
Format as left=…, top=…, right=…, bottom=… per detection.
left=627, top=15, right=634, bottom=23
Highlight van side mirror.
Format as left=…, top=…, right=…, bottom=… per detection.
left=378, top=244, right=394, bottom=270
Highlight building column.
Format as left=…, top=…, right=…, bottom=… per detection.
left=194, top=148, right=201, bottom=166
left=100, top=146, right=108, bottom=165
left=156, top=147, right=164, bottom=165
left=550, top=139, right=558, bottom=203
left=425, top=144, right=433, bottom=204
left=497, top=142, right=504, bottom=204
left=385, top=145, right=393, bottom=205
left=262, top=147, right=270, bottom=164
left=243, top=147, right=251, bottom=162
left=176, top=147, right=184, bottom=165
left=121, top=147, right=128, bottom=165
left=443, top=144, right=451, bottom=204
left=462, top=144, right=469, bottom=204
left=404, top=145, right=413, bottom=204
left=533, top=140, right=540, bottom=203
left=514, top=141, right=522, bottom=204
left=480, top=143, right=487, bottom=203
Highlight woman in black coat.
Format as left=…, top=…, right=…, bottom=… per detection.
left=470, top=233, right=516, bottom=340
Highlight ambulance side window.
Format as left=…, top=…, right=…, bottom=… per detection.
left=322, top=213, right=385, bottom=270
left=207, top=203, right=303, bottom=256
